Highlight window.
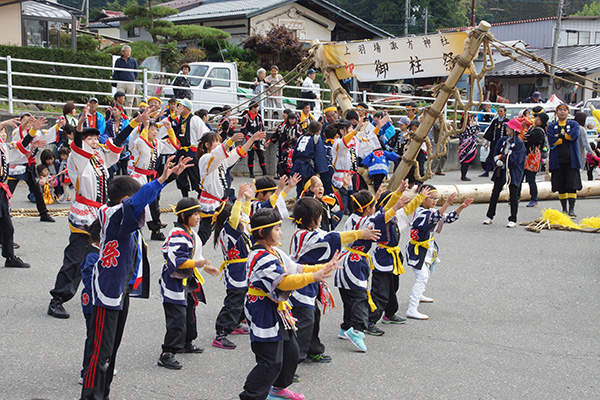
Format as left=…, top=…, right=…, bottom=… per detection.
left=189, top=65, right=209, bottom=86
left=596, top=32, right=600, bottom=44
left=24, top=19, right=47, bottom=47
left=207, top=67, right=231, bottom=87
left=127, top=27, right=140, bottom=38
left=579, top=31, right=591, bottom=45
left=566, top=31, right=578, bottom=46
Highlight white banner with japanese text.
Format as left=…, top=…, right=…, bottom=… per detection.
left=323, top=32, right=468, bottom=82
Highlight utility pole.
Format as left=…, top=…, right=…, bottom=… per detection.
left=424, top=7, right=430, bottom=34
left=405, top=0, right=410, bottom=36
left=548, top=0, right=564, bottom=99
left=471, top=0, right=476, bottom=26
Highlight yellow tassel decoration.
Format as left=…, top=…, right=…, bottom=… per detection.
left=579, top=216, right=600, bottom=229
left=541, top=208, right=578, bottom=228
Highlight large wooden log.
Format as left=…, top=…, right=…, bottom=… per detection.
left=399, top=180, right=600, bottom=204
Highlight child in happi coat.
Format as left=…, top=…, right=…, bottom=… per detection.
left=240, top=102, right=266, bottom=178
left=196, top=131, right=266, bottom=245
left=289, top=197, right=380, bottom=364
left=280, top=138, right=296, bottom=179
left=79, top=219, right=101, bottom=384
left=334, top=187, right=404, bottom=352
left=82, top=155, right=191, bottom=400
left=57, top=147, right=73, bottom=203
left=129, top=119, right=180, bottom=240
left=211, top=182, right=254, bottom=350
left=406, top=186, right=473, bottom=320
left=268, top=111, right=302, bottom=178
left=240, top=208, right=341, bottom=400
left=367, top=181, right=429, bottom=331
left=36, top=164, right=59, bottom=204
left=158, top=197, right=220, bottom=369
left=251, top=174, right=301, bottom=220
left=361, top=149, right=399, bottom=193
left=290, top=120, right=328, bottom=198
left=300, top=175, right=348, bottom=231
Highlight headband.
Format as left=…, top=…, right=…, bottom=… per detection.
left=211, top=201, right=228, bottom=224
left=555, top=104, right=569, bottom=111
left=249, top=220, right=282, bottom=233
left=171, top=204, right=201, bottom=216
left=379, top=191, right=394, bottom=207
left=351, top=194, right=374, bottom=213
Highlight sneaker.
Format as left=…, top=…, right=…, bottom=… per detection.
left=382, top=315, right=406, bottom=324
left=460, top=177, right=472, bottom=181
left=305, top=353, right=332, bottom=363
left=151, top=230, right=166, bottom=241
left=47, top=299, right=69, bottom=319
left=158, top=352, right=182, bottom=370
left=420, top=295, right=434, bottom=303
left=526, top=200, right=538, bottom=207
left=482, top=217, right=493, bottom=225
left=506, top=221, right=517, bottom=228
left=268, top=387, right=305, bottom=400
left=78, top=376, right=84, bottom=385
left=365, top=322, right=385, bottom=336
left=478, top=173, right=489, bottom=177
left=5, top=255, right=30, bottom=268
left=338, top=328, right=349, bottom=340
left=113, top=368, right=117, bottom=376
left=231, top=324, right=249, bottom=335
left=344, top=327, right=367, bottom=352
left=434, top=171, right=445, bottom=176
left=212, top=335, right=236, bottom=349
left=292, top=374, right=301, bottom=383
left=182, top=343, right=204, bottom=353
left=406, top=309, right=429, bottom=320
left=40, top=214, right=55, bottom=222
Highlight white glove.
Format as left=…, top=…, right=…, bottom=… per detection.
left=496, top=160, right=505, bottom=168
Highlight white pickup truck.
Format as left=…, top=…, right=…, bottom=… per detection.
left=161, top=62, right=247, bottom=114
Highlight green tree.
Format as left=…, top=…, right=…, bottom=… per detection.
left=576, top=1, right=600, bottom=16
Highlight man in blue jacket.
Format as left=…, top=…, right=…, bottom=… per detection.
left=112, top=45, right=138, bottom=115
left=483, top=118, right=526, bottom=228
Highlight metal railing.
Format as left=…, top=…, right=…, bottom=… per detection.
left=0, top=55, right=534, bottom=128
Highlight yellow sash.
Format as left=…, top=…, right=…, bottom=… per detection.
left=410, top=237, right=434, bottom=256
left=183, top=268, right=205, bottom=287
left=377, top=244, right=404, bottom=275
left=247, top=286, right=296, bottom=330
left=343, top=246, right=377, bottom=312
left=219, top=258, right=248, bottom=280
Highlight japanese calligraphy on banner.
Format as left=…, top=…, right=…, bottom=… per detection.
left=322, top=32, right=467, bottom=82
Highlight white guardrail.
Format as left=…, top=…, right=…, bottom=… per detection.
left=0, top=55, right=514, bottom=127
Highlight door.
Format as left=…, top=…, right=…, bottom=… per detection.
left=197, top=66, right=235, bottom=111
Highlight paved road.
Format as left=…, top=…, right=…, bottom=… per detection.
left=1, top=170, right=599, bottom=400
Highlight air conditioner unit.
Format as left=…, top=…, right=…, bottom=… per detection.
left=535, top=77, right=547, bottom=88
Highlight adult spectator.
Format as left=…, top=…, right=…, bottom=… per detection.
left=265, top=65, right=285, bottom=122
left=301, top=69, right=320, bottom=110
left=457, top=115, right=480, bottom=181
left=477, top=103, right=496, bottom=124
left=522, top=112, right=548, bottom=207
left=63, top=102, right=78, bottom=126
left=173, top=63, right=193, bottom=100
left=483, top=118, right=526, bottom=228
left=546, top=104, right=581, bottom=217
left=480, top=106, right=508, bottom=177
left=251, top=68, right=268, bottom=114
left=574, top=111, right=593, bottom=171
left=112, top=45, right=138, bottom=114
left=524, top=91, right=542, bottom=104
left=81, top=98, right=106, bottom=137
left=105, top=91, right=127, bottom=122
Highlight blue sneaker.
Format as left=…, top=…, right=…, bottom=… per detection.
left=338, top=328, right=348, bottom=340
left=526, top=200, right=538, bottom=207
left=344, top=327, right=367, bottom=352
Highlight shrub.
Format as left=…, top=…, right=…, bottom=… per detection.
left=0, top=45, right=112, bottom=106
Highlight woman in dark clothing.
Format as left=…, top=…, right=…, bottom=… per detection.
left=457, top=115, right=480, bottom=181
left=173, top=63, right=193, bottom=100
left=522, top=112, right=548, bottom=207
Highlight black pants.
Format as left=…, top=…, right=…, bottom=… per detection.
left=460, top=163, right=470, bottom=179
left=215, top=288, right=247, bottom=335
left=247, top=150, right=266, bottom=175
left=293, top=305, right=325, bottom=360
left=81, top=295, right=129, bottom=400
left=524, top=169, right=538, bottom=202
left=162, top=301, right=187, bottom=354
left=486, top=173, right=521, bottom=222
left=240, top=333, right=299, bottom=400
left=8, top=164, right=49, bottom=217
left=197, top=216, right=213, bottom=246
left=372, top=174, right=385, bottom=193
left=338, top=288, right=369, bottom=332
left=81, top=312, right=92, bottom=379
left=185, top=292, right=198, bottom=346
left=0, top=188, right=14, bottom=259
left=147, top=195, right=162, bottom=231
left=175, top=150, right=200, bottom=196
left=369, top=271, right=400, bottom=323
left=50, top=232, right=89, bottom=303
